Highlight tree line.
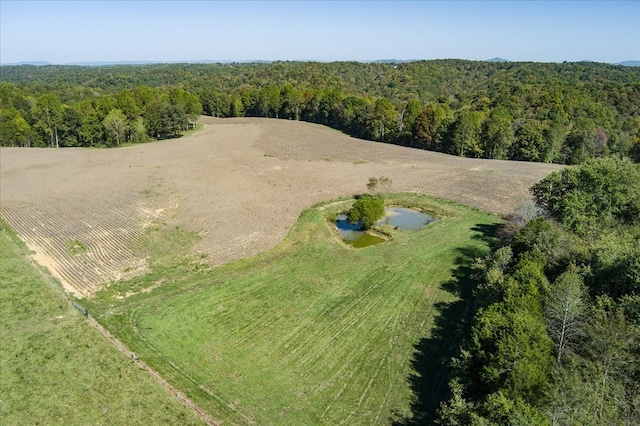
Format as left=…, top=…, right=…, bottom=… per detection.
left=436, top=157, right=640, bottom=424
left=0, top=84, right=201, bottom=147
left=1, top=60, right=638, bottom=163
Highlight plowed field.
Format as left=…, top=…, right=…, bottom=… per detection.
left=0, top=117, right=560, bottom=297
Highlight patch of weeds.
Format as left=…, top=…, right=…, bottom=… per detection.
left=141, top=187, right=162, bottom=198
left=367, top=176, right=393, bottom=192
left=130, top=224, right=199, bottom=268
left=65, top=239, right=87, bottom=255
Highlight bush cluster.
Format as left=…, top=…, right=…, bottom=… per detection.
left=347, top=195, right=385, bottom=230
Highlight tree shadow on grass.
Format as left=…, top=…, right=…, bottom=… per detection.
left=392, top=223, right=500, bottom=425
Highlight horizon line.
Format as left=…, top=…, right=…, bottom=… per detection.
left=2, top=58, right=640, bottom=67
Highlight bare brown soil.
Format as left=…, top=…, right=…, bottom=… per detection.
left=0, top=117, right=561, bottom=296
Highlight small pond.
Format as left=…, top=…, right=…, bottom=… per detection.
left=335, top=215, right=386, bottom=248
left=377, top=207, right=435, bottom=230
left=335, top=207, right=435, bottom=248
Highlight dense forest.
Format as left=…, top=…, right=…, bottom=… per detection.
left=1, top=60, right=639, bottom=163
left=436, top=157, right=640, bottom=425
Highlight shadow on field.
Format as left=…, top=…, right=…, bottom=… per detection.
left=392, top=223, right=499, bottom=425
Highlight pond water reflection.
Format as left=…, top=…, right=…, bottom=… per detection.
left=377, top=207, right=434, bottom=230
left=335, top=207, right=435, bottom=248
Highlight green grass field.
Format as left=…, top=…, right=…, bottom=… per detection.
left=86, top=194, right=500, bottom=424
left=0, top=221, right=203, bottom=425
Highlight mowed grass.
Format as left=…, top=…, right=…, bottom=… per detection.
left=89, top=194, right=500, bottom=425
left=0, top=221, right=203, bottom=425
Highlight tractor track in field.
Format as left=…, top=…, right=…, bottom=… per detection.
left=0, top=116, right=560, bottom=299
left=1, top=116, right=561, bottom=423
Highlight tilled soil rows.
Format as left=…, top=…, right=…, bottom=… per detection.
left=0, top=117, right=560, bottom=297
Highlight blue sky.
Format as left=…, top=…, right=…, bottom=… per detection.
left=1, top=0, right=638, bottom=64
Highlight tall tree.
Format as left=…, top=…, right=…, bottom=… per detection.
left=129, top=117, right=149, bottom=144
left=315, top=89, right=342, bottom=125
left=102, top=108, right=128, bottom=146
left=585, top=307, right=638, bottom=423
left=280, top=84, right=304, bottom=120
left=512, top=120, right=547, bottom=162
left=336, top=95, right=370, bottom=136
left=32, top=93, right=63, bottom=148
left=482, top=106, right=514, bottom=159
left=114, top=89, right=141, bottom=121
left=73, top=100, right=102, bottom=146
left=199, top=89, right=227, bottom=117
left=452, top=109, right=484, bottom=157
left=545, top=271, right=588, bottom=365
left=413, top=105, right=436, bottom=149
left=593, top=128, right=608, bottom=158
left=565, top=118, right=596, bottom=164
left=144, top=98, right=183, bottom=139
left=398, top=98, right=421, bottom=141
left=59, top=106, right=82, bottom=147
left=543, top=119, right=569, bottom=164
left=258, top=86, right=281, bottom=118
left=229, top=94, right=245, bottom=118
left=370, top=98, right=398, bottom=141
left=168, top=88, right=199, bottom=130
left=184, top=92, right=202, bottom=129
left=0, top=108, right=33, bottom=147
left=432, top=103, right=455, bottom=152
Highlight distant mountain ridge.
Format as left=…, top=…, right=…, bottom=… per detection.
left=2, top=58, right=639, bottom=67
left=0, top=59, right=272, bottom=66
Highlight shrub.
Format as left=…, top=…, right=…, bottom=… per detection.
left=347, top=195, right=385, bottom=230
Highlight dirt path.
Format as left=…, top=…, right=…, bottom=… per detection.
left=85, top=315, right=219, bottom=426
left=2, top=228, right=219, bottom=426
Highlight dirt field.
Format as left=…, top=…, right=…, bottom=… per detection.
left=0, top=117, right=561, bottom=297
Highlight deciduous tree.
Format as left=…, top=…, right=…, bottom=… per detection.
left=0, top=108, right=33, bottom=147
left=531, top=157, right=640, bottom=233
left=102, top=108, right=128, bottom=146
left=482, top=106, right=514, bottom=159
left=512, top=120, right=547, bottom=162
left=32, top=93, right=63, bottom=148
left=370, top=98, right=397, bottom=141
left=452, top=109, right=484, bottom=157
left=347, top=195, right=385, bottom=230
left=545, top=270, right=588, bottom=365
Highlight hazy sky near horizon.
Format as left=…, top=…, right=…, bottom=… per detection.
left=1, top=0, right=639, bottom=64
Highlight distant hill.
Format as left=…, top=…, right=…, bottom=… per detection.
left=2, top=61, right=52, bottom=66
left=0, top=59, right=273, bottom=66
left=618, top=60, right=640, bottom=67
left=3, top=58, right=639, bottom=67
left=369, top=59, right=418, bottom=64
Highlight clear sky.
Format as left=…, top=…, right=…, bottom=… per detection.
left=1, top=0, right=638, bottom=64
